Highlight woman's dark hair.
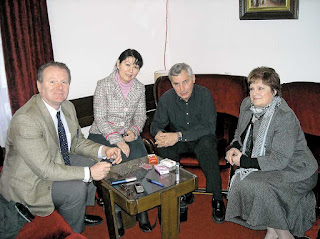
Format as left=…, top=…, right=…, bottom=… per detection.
left=248, top=66, right=281, bottom=97
left=118, top=49, right=143, bottom=69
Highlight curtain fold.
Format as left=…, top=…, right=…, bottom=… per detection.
left=0, top=0, right=54, bottom=114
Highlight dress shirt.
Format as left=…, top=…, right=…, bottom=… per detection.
left=151, top=84, right=217, bottom=141
left=43, top=100, right=104, bottom=182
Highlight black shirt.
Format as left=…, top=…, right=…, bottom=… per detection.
left=150, top=84, right=217, bottom=142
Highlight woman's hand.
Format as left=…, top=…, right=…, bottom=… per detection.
left=116, top=141, right=130, bottom=157
left=225, top=148, right=242, bottom=166
left=102, top=146, right=122, bottom=164
left=123, top=130, right=135, bottom=142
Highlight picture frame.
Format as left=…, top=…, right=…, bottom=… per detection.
left=239, top=0, right=299, bottom=20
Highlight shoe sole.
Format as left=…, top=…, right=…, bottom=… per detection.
left=85, top=220, right=103, bottom=226
left=212, top=215, right=225, bottom=224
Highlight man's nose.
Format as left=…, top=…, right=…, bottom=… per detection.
left=57, top=82, right=63, bottom=89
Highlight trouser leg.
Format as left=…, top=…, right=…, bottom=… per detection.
left=69, top=154, right=96, bottom=206
left=52, top=180, right=88, bottom=233
left=126, top=136, right=148, bottom=160
left=156, top=142, right=188, bottom=162
left=194, top=135, right=222, bottom=200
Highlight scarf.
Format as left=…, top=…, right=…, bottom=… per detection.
left=229, top=96, right=282, bottom=185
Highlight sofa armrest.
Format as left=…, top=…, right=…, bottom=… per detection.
left=141, top=132, right=156, bottom=154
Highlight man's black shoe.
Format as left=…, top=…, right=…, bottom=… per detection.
left=212, top=199, right=225, bottom=223
left=184, top=192, right=195, bottom=205
left=84, top=214, right=103, bottom=226
left=137, top=211, right=152, bottom=232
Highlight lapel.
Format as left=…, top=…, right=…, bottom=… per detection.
left=111, top=76, right=139, bottom=108
left=61, top=103, right=77, bottom=143
left=239, top=102, right=253, bottom=136
left=35, top=95, right=60, bottom=147
left=126, top=80, right=138, bottom=104
left=111, top=77, right=127, bottom=103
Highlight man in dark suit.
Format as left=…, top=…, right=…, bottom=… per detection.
left=0, top=62, right=122, bottom=233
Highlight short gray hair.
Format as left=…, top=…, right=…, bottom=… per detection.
left=168, top=63, right=193, bottom=81
left=38, top=61, right=71, bottom=83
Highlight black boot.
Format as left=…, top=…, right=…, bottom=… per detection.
left=137, top=211, right=152, bottom=232
left=212, top=198, right=225, bottom=223
left=116, top=211, right=125, bottom=237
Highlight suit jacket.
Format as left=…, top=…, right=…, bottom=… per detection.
left=0, top=94, right=101, bottom=216
left=232, top=97, right=318, bottom=182
left=89, top=70, right=147, bottom=145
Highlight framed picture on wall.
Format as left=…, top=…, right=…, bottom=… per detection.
left=239, top=0, right=299, bottom=20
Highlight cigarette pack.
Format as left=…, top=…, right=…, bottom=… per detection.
left=160, top=158, right=176, bottom=171
left=154, top=164, right=169, bottom=175
left=148, top=154, right=159, bottom=165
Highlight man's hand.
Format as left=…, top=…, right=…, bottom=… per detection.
left=90, top=162, right=112, bottom=180
left=155, top=131, right=178, bottom=148
left=102, top=146, right=122, bottom=164
left=116, top=141, right=130, bottom=157
left=225, top=148, right=241, bottom=166
left=123, top=130, right=135, bottom=142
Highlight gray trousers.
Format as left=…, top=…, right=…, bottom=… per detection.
left=51, top=155, right=96, bottom=233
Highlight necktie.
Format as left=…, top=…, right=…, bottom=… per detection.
left=56, top=111, right=71, bottom=165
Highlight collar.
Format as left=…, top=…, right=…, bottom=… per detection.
left=42, top=99, right=61, bottom=121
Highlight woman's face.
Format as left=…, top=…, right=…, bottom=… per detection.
left=117, top=56, right=140, bottom=84
left=249, top=79, right=276, bottom=108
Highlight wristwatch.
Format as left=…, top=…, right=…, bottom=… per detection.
left=177, top=132, right=182, bottom=142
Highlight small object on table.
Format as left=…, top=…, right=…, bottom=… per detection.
left=111, top=177, right=137, bottom=185
left=154, top=164, right=169, bottom=175
left=146, top=178, right=165, bottom=187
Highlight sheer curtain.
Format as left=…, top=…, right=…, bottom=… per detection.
left=0, top=29, right=12, bottom=147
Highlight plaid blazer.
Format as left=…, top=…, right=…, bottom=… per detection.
left=89, top=71, right=147, bottom=145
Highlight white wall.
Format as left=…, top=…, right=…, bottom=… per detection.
left=47, top=0, right=320, bottom=101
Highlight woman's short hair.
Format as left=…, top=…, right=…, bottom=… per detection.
left=248, top=66, right=281, bottom=97
left=118, top=49, right=143, bottom=69
left=38, top=61, right=71, bottom=83
left=168, top=63, right=193, bottom=81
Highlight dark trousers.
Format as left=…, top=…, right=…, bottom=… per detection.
left=157, top=135, right=223, bottom=200
left=51, top=155, right=96, bottom=233
left=88, top=134, right=148, bottom=161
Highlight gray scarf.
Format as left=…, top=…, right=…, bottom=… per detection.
left=249, top=96, right=281, bottom=157
left=229, top=96, right=282, bottom=186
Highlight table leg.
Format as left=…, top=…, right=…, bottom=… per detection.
left=101, top=185, right=119, bottom=239
left=160, top=187, right=179, bottom=239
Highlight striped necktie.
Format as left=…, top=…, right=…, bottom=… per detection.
left=56, top=111, right=71, bottom=165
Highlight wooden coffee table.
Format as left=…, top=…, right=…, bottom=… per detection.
left=97, top=156, right=198, bottom=239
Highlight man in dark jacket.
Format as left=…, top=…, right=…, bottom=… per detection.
left=150, top=62, right=225, bottom=223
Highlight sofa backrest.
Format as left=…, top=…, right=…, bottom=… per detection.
left=281, top=82, right=320, bottom=137
left=281, top=82, right=320, bottom=163
left=154, top=74, right=248, bottom=118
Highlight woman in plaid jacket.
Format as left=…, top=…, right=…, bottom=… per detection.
left=89, top=49, right=147, bottom=161
left=88, top=49, right=151, bottom=235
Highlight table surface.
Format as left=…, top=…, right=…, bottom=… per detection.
left=103, top=156, right=196, bottom=203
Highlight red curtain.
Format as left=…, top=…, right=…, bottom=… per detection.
left=0, top=0, right=54, bottom=114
